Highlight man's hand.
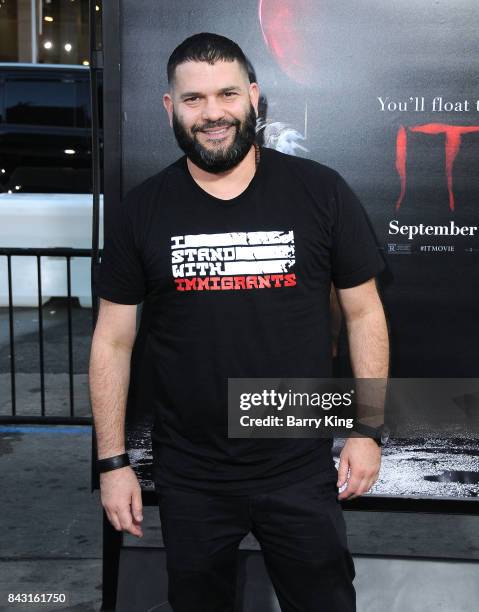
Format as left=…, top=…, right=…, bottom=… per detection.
left=100, top=465, right=144, bottom=537
left=337, top=437, right=381, bottom=501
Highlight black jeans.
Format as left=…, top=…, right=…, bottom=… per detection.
left=155, top=469, right=356, bottom=612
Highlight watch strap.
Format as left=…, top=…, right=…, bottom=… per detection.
left=97, top=453, right=130, bottom=473
left=352, top=422, right=388, bottom=446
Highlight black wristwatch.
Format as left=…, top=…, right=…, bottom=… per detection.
left=352, top=422, right=390, bottom=447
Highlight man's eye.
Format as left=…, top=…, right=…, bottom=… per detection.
left=185, top=97, right=199, bottom=103
left=224, top=92, right=237, bottom=97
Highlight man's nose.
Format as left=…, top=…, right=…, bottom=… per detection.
left=201, top=97, right=226, bottom=122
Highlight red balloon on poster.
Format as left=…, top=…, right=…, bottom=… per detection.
left=259, top=0, right=319, bottom=85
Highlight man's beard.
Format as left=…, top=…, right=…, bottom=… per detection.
left=172, top=104, right=257, bottom=174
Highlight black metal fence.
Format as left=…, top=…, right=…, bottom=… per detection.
left=0, top=246, right=95, bottom=425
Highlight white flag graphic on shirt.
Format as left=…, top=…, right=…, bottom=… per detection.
left=170, top=230, right=295, bottom=278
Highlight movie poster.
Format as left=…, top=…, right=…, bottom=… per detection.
left=114, top=0, right=479, bottom=501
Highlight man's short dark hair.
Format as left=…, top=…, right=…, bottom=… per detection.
left=167, top=32, right=250, bottom=85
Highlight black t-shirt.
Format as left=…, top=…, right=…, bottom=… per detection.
left=94, top=146, right=384, bottom=495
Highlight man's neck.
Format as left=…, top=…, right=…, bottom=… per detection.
left=186, top=145, right=257, bottom=201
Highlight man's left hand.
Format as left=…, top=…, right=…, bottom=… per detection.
left=336, top=437, right=381, bottom=500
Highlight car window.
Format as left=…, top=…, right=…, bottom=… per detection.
left=75, top=78, right=90, bottom=127
left=5, top=76, right=76, bottom=127
left=76, top=76, right=103, bottom=129
left=0, top=68, right=103, bottom=193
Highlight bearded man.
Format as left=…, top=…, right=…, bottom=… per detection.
left=90, top=32, right=389, bottom=612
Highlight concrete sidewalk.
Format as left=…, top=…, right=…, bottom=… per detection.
left=1, top=425, right=103, bottom=612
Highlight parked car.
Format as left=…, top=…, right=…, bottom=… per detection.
left=0, top=63, right=103, bottom=307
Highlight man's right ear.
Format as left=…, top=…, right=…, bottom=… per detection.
left=163, top=93, right=174, bottom=128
